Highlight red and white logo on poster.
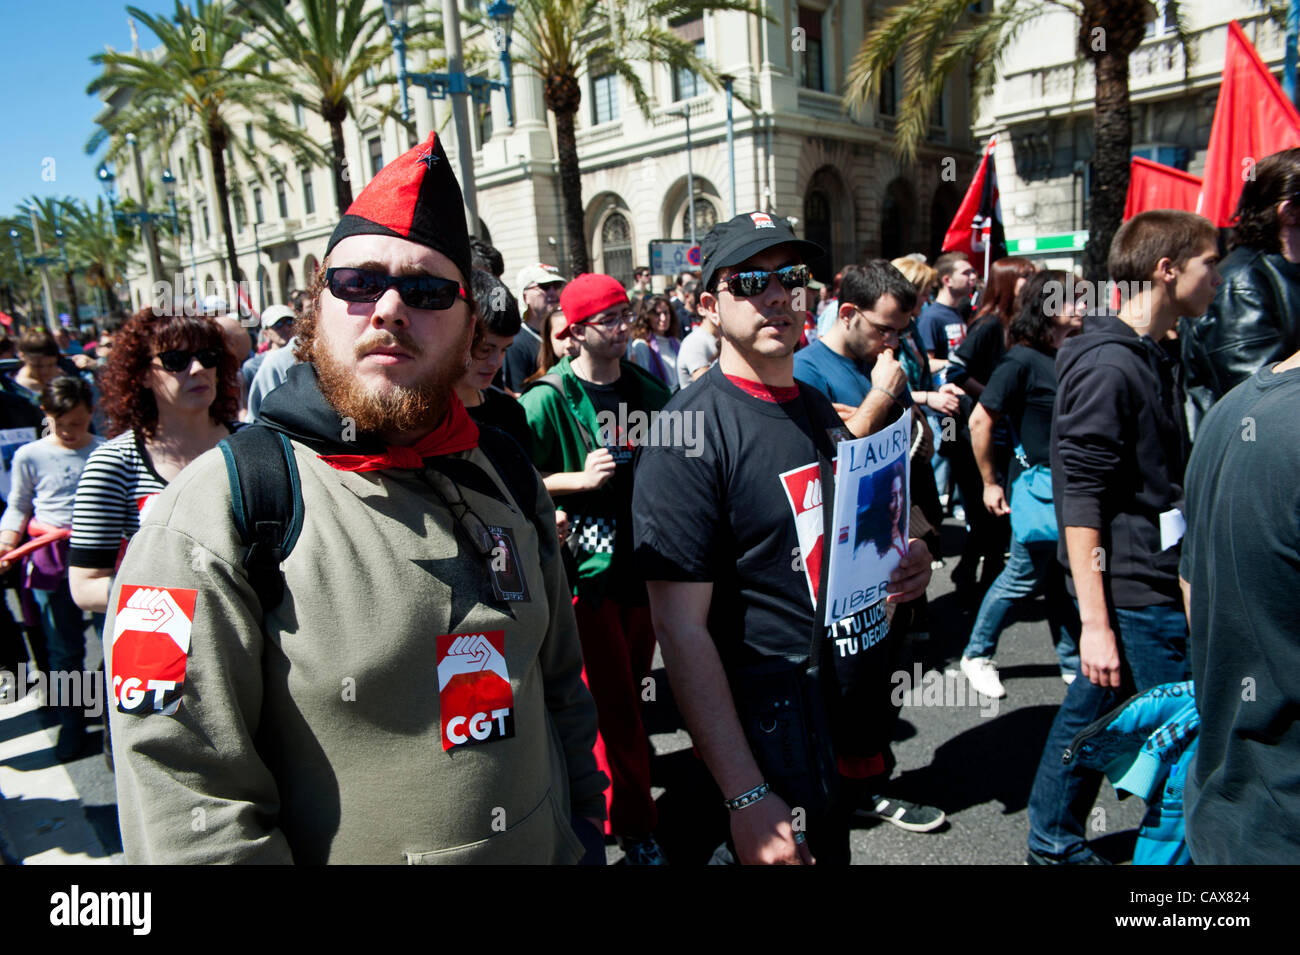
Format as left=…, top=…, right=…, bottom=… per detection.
left=111, top=584, right=198, bottom=715
left=779, top=460, right=836, bottom=606
left=436, top=631, right=515, bottom=751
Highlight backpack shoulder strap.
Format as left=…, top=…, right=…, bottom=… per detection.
left=218, top=426, right=304, bottom=614
left=475, top=424, right=539, bottom=522
left=525, top=373, right=597, bottom=451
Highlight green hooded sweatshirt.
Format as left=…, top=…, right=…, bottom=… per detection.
left=519, top=355, right=670, bottom=600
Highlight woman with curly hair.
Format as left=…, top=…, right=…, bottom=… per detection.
left=625, top=294, right=681, bottom=391
left=68, top=307, right=241, bottom=616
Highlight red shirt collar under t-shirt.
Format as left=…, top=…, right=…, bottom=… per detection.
left=724, top=373, right=801, bottom=404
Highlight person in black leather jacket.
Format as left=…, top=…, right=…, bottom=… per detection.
left=1182, top=147, right=1300, bottom=440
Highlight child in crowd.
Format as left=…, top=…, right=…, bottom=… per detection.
left=0, top=376, right=103, bottom=759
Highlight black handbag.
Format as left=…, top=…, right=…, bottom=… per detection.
left=731, top=423, right=840, bottom=817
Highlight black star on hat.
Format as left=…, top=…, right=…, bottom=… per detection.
left=417, top=148, right=440, bottom=170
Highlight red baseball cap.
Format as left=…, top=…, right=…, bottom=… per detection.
left=557, top=273, right=628, bottom=338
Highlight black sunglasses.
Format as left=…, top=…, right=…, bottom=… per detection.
left=155, top=348, right=221, bottom=373
left=326, top=267, right=469, bottom=311
left=720, top=264, right=810, bottom=298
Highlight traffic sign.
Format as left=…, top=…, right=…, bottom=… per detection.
left=649, top=239, right=702, bottom=276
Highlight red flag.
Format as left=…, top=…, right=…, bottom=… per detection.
left=236, top=282, right=259, bottom=324
left=1124, top=157, right=1203, bottom=220
left=942, top=137, right=1006, bottom=275
left=1197, top=20, right=1300, bottom=227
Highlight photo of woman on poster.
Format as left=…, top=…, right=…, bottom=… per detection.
left=854, top=460, right=908, bottom=560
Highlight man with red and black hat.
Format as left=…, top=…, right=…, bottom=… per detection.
left=518, top=273, right=672, bottom=864
left=105, top=133, right=607, bottom=864
left=632, top=213, right=932, bottom=865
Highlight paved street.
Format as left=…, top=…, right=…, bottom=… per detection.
left=0, top=518, right=1143, bottom=866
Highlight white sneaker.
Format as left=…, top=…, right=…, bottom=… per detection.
left=960, top=656, right=1006, bottom=699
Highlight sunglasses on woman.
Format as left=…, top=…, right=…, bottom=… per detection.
left=155, top=348, right=222, bottom=373
left=719, top=264, right=810, bottom=298
left=326, top=267, right=469, bottom=311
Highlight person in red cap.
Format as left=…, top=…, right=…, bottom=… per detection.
left=518, top=272, right=672, bottom=864
left=104, top=132, right=607, bottom=864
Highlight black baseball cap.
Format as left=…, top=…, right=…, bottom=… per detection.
left=700, top=212, right=824, bottom=292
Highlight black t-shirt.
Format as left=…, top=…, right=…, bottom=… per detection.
left=953, top=315, right=1007, bottom=388
left=501, top=325, right=542, bottom=394
left=979, top=345, right=1058, bottom=484
left=579, top=373, right=646, bottom=603
left=1180, top=362, right=1300, bottom=864
left=633, top=365, right=902, bottom=757
left=467, top=387, right=533, bottom=458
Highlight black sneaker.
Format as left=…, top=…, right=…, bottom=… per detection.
left=856, top=795, right=946, bottom=832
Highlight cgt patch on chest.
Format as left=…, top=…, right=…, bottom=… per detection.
left=436, top=630, right=515, bottom=751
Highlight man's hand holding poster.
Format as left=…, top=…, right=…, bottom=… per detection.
left=825, top=414, right=911, bottom=626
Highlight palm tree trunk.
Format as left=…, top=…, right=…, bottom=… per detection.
left=1085, top=51, right=1133, bottom=284
left=553, top=108, right=590, bottom=276
left=63, top=270, right=80, bottom=330
left=207, top=129, right=243, bottom=297
left=328, top=114, right=354, bottom=214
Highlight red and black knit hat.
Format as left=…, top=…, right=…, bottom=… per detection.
left=325, top=132, right=472, bottom=286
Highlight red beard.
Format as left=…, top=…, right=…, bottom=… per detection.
left=314, top=324, right=471, bottom=435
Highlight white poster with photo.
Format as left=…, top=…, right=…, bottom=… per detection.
left=824, top=415, right=911, bottom=625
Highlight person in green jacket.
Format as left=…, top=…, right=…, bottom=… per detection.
left=519, top=273, right=671, bottom=864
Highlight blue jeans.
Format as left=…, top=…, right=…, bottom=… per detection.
left=962, top=537, right=1080, bottom=674
left=1026, top=603, right=1188, bottom=860
left=925, top=410, right=951, bottom=500
left=31, top=581, right=87, bottom=676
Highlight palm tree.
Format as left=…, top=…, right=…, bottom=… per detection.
left=843, top=0, right=1177, bottom=281
left=88, top=1, right=326, bottom=285
left=234, top=0, right=427, bottom=214
left=474, top=0, right=765, bottom=275
left=19, top=196, right=82, bottom=333
left=63, top=198, right=133, bottom=320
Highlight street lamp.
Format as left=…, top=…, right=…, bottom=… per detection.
left=674, top=107, right=698, bottom=247
left=96, top=164, right=133, bottom=312
left=384, top=0, right=517, bottom=238
left=383, top=0, right=515, bottom=126
left=487, top=0, right=516, bottom=128
left=162, top=168, right=198, bottom=298
left=252, top=212, right=265, bottom=313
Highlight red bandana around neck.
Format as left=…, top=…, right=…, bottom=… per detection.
left=318, top=393, right=480, bottom=472
left=724, top=373, right=802, bottom=404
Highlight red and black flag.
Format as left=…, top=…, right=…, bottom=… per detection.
left=942, top=137, right=1006, bottom=276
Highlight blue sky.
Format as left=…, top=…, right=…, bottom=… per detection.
left=0, top=2, right=177, bottom=217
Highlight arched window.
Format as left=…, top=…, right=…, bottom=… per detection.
left=804, top=189, right=832, bottom=281
left=257, top=266, right=274, bottom=308
left=601, top=212, right=634, bottom=287
left=680, top=199, right=716, bottom=239
left=281, top=264, right=296, bottom=304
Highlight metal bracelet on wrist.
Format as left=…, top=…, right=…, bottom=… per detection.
left=724, top=782, right=771, bottom=811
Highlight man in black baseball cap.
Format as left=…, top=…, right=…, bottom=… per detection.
left=634, top=212, right=933, bottom=865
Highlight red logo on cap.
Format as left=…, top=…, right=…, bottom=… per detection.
left=749, top=212, right=775, bottom=229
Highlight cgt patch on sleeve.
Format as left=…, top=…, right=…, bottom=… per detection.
left=436, top=631, right=514, bottom=751
left=110, top=585, right=198, bottom=716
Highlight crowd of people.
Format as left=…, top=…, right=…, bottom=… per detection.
left=0, top=133, right=1296, bottom=866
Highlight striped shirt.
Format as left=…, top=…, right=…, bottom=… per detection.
left=69, top=431, right=169, bottom=570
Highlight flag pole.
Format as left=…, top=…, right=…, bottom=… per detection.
left=984, top=137, right=995, bottom=283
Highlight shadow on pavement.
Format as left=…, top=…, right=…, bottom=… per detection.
left=887, top=704, right=1060, bottom=817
